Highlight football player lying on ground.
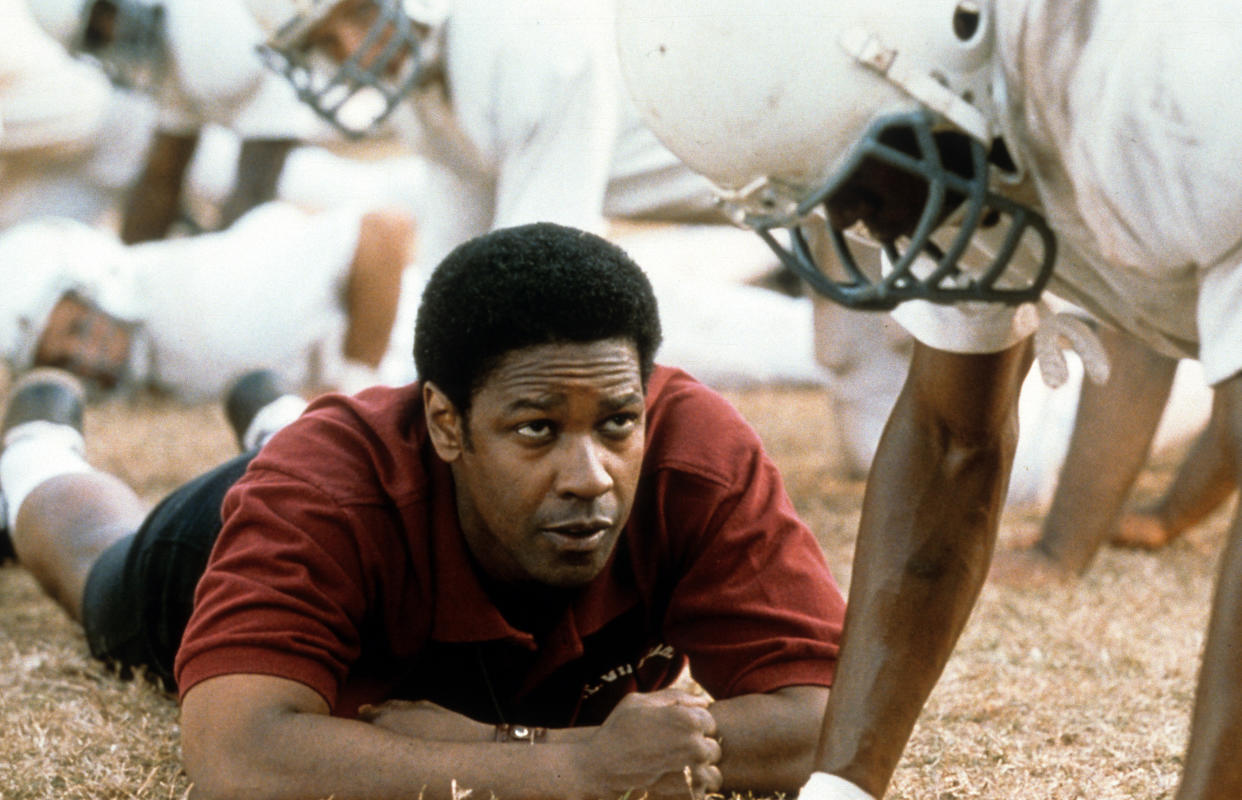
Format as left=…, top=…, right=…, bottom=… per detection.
left=3, top=1, right=412, bottom=400
left=0, top=222, right=846, bottom=800
left=617, top=1, right=1242, bottom=798
left=0, top=202, right=412, bottom=402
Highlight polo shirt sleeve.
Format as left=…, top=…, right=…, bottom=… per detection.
left=173, top=464, right=391, bottom=710
left=651, top=383, right=846, bottom=699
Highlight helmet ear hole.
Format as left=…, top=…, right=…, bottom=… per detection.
left=952, top=1, right=982, bottom=41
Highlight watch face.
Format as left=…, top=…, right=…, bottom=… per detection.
left=495, top=723, right=545, bottom=743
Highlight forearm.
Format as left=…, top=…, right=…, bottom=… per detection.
left=184, top=678, right=719, bottom=800
left=342, top=210, right=415, bottom=368
left=359, top=698, right=593, bottom=747
left=709, top=686, right=828, bottom=794
left=816, top=344, right=1029, bottom=796
left=187, top=700, right=590, bottom=800
left=1177, top=374, right=1242, bottom=799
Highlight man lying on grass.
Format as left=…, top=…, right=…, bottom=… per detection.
left=0, top=222, right=846, bottom=800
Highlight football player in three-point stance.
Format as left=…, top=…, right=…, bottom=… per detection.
left=616, top=1, right=1242, bottom=799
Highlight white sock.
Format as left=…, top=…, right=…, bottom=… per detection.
left=798, top=772, right=876, bottom=800
left=242, top=395, right=309, bottom=452
left=1, top=421, right=93, bottom=530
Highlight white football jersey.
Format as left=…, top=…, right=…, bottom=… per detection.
left=0, top=0, right=112, bottom=152
left=0, top=204, right=364, bottom=401
left=388, top=0, right=719, bottom=268
left=897, top=0, right=1242, bottom=385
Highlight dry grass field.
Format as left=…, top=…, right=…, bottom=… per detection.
left=0, top=369, right=1228, bottom=799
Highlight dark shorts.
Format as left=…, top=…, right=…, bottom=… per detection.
left=81, top=451, right=256, bottom=688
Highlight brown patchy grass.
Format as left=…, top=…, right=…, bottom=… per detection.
left=0, top=373, right=1227, bottom=799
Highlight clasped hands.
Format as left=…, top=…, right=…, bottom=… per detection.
left=359, top=687, right=722, bottom=799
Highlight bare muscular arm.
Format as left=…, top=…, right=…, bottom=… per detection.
left=813, top=340, right=1032, bottom=796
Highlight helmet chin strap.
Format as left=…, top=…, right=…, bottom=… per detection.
left=839, top=26, right=993, bottom=143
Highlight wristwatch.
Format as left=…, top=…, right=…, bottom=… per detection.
left=494, top=723, right=548, bottom=743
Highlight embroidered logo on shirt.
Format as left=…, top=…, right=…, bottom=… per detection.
left=580, top=642, right=677, bottom=698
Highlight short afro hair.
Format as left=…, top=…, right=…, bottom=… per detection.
left=413, top=222, right=662, bottom=413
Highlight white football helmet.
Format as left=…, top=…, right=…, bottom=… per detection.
left=30, top=0, right=168, bottom=92
left=244, top=0, right=450, bottom=138
left=0, top=218, right=141, bottom=373
left=617, top=0, right=1056, bottom=310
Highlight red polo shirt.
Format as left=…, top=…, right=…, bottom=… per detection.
left=175, top=366, right=845, bottom=723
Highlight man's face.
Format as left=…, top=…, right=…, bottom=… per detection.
left=823, top=129, right=976, bottom=244
left=83, top=1, right=118, bottom=49
left=429, top=339, right=646, bottom=589
left=33, top=294, right=131, bottom=390
left=305, top=0, right=409, bottom=79
left=824, top=155, right=931, bottom=244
